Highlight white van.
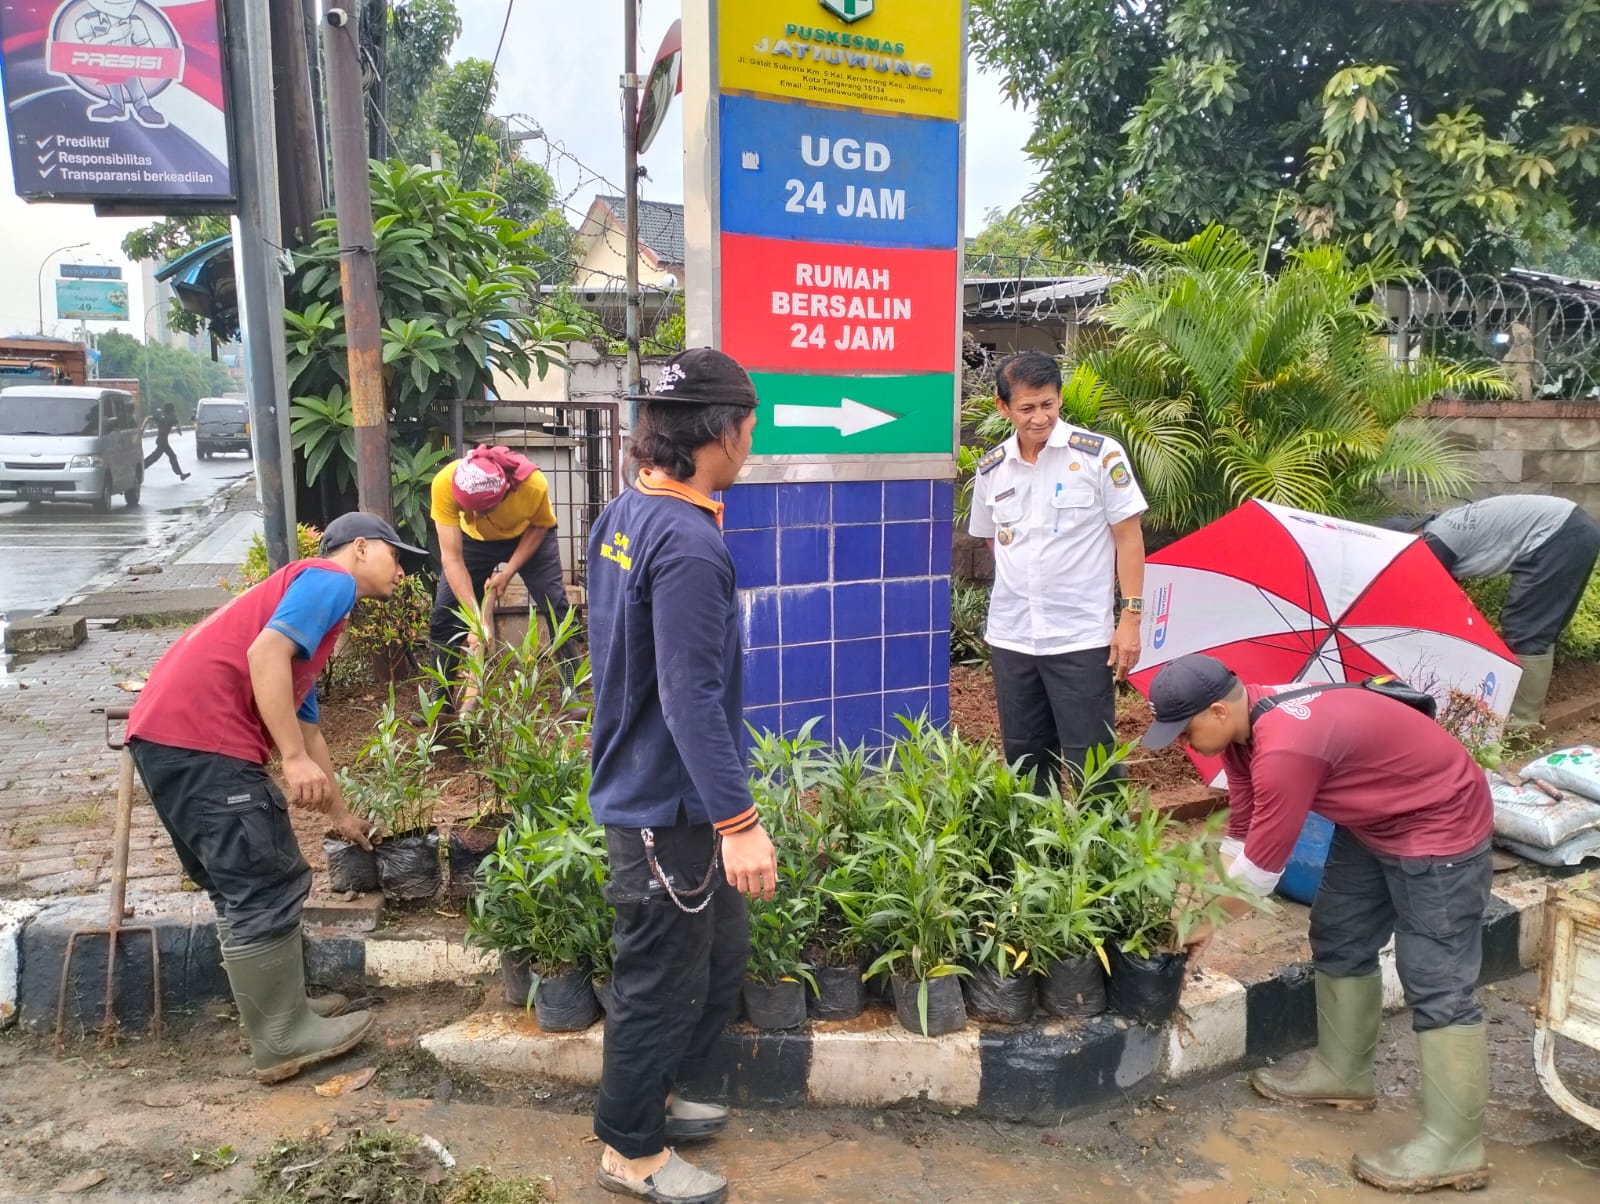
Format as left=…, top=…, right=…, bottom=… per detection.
left=0, top=386, right=144, bottom=510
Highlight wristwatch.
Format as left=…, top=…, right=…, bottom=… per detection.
left=1121, top=597, right=1144, bottom=616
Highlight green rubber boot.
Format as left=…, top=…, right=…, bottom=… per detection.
left=1507, top=651, right=1554, bottom=731
left=1353, top=1023, right=1490, bottom=1193
left=216, top=915, right=350, bottom=1016
left=222, top=926, right=374, bottom=1084
left=1250, top=971, right=1380, bottom=1111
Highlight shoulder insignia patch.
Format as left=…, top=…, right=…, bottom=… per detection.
left=977, top=445, right=1007, bottom=475
left=1067, top=430, right=1105, bottom=455
left=1102, top=448, right=1124, bottom=467
left=1109, top=463, right=1133, bottom=490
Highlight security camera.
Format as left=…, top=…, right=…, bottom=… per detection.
left=325, top=8, right=349, bottom=27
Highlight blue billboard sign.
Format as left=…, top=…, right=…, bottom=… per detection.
left=719, top=93, right=957, bottom=249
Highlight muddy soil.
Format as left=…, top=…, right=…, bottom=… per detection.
left=3, top=973, right=1595, bottom=1203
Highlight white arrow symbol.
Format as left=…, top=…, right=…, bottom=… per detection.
left=772, top=396, right=897, bottom=437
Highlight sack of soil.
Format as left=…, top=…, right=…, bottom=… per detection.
left=1038, top=954, right=1108, bottom=1018
left=374, top=830, right=442, bottom=901
left=807, top=964, right=867, bottom=1021
left=447, top=815, right=510, bottom=897
left=1106, top=943, right=1186, bottom=1026
left=1487, top=770, right=1600, bottom=850
left=891, top=974, right=967, bottom=1036
left=534, top=968, right=601, bottom=1032
left=1521, top=747, right=1600, bottom=802
left=323, top=837, right=380, bottom=894
left=743, top=979, right=807, bottom=1030
left=962, top=964, right=1034, bottom=1023
left=1496, top=828, right=1600, bottom=867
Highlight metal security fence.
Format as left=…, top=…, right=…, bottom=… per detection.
left=447, top=398, right=625, bottom=595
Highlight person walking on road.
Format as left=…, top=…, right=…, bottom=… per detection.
left=427, top=444, right=570, bottom=692
left=126, top=513, right=426, bottom=1084
left=1144, top=654, right=1495, bottom=1193
left=967, top=350, right=1148, bottom=792
left=143, top=403, right=189, bottom=479
left=586, top=348, right=777, bottom=1204
left=1387, top=495, right=1600, bottom=729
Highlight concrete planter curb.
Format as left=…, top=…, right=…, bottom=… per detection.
left=4, top=874, right=1560, bottom=1119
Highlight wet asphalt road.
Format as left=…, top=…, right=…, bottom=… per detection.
left=0, top=431, right=252, bottom=619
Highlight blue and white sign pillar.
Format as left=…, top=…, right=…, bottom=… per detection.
left=684, top=1, right=966, bottom=745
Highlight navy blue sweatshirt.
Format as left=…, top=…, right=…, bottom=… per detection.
left=586, top=472, right=758, bottom=834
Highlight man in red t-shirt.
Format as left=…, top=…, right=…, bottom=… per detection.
left=128, top=512, right=424, bottom=1084
left=1142, top=654, right=1493, bottom=1194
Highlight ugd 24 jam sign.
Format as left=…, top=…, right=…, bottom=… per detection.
left=0, top=0, right=234, bottom=203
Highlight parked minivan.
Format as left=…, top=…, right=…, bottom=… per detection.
left=194, top=396, right=252, bottom=459
left=0, top=386, right=144, bottom=510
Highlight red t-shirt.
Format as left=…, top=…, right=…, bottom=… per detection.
left=1222, top=684, right=1492, bottom=872
left=128, top=559, right=352, bottom=764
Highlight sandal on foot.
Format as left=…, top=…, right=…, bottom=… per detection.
left=665, top=1096, right=729, bottom=1142
left=598, top=1151, right=727, bottom=1204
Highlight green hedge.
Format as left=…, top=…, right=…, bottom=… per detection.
left=1461, top=567, right=1600, bottom=663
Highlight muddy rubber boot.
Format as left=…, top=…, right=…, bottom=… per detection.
left=215, top=916, right=350, bottom=1017
left=222, top=926, right=374, bottom=1084
left=1352, top=1023, right=1489, bottom=1192
left=1507, top=651, right=1554, bottom=731
left=1250, top=971, right=1380, bottom=1111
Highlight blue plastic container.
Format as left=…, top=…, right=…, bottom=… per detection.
left=1276, top=812, right=1336, bottom=904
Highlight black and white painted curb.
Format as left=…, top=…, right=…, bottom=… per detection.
left=3, top=876, right=1558, bottom=1121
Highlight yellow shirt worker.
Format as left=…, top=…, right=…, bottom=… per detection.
left=426, top=446, right=570, bottom=683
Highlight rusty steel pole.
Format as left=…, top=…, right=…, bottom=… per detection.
left=322, top=5, right=391, bottom=521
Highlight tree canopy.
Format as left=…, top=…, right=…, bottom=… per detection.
left=95, top=331, right=236, bottom=422
left=971, top=0, right=1600, bottom=270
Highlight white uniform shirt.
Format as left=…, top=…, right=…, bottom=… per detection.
left=968, top=421, right=1148, bottom=656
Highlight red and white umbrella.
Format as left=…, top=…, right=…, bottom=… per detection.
left=1131, top=500, right=1519, bottom=785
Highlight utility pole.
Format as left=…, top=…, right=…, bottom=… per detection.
left=323, top=5, right=391, bottom=521
left=223, top=0, right=297, bottom=570
left=269, top=0, right=326, bottom=246
left=622, top=0, right=643, bottom=396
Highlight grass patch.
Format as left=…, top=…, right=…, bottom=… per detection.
left=12, top=802, right=104, bottom=833
left=246, top=1130, right=548, bottom=1204
left=111, top=611, right=211, bottom=631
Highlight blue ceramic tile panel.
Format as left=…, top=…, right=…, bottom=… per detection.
left=781, top=702, right=831, bottom=745
left=932, top=581, right=952, bottom=635
left=884, top=579, right=932, bottom=636
left=931, top=644, right=951, bottom=688
left=933, top=479, right=955, bottom=521
left=779, top=586, right=832, bottom=645
left=833, top=581, right=883, bottom=640
left=884, top=478, right=932, bottom=521
left=777, top=482, right=831, bottom=527
left=834, top=638, right=883, bottom=697
left=833, top=525, right=883, bottom=582
left=883, top=522, right=932, bottom=579
left=930, top=690, right=951, bottom=729
left=779, top=526, right=830, bottom=586
left=781, top=642, right=832, bottom=702
left=722, top=483, right=777, bottom=531
left=832, top=480, right=884, bottom=524
left=743, top=647, right=781, bottom=708
left=932, top=522, right=954, bottom=576
left=833, top=693, right=884, bottom=747
left=744, top=705, right=781, bottom=740
left=725, top=529, right=777, bottom=588
left=884, top=688, right=934, bottom=729
left=739, top=588, right=781, bottom=649
left=884, top=634, right=931, bottom=690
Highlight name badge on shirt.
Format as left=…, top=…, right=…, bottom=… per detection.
left=993, top=487, right=1016, bottom=503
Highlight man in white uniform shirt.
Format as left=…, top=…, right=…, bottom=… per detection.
left=968, top=351, right=1148, bottom=792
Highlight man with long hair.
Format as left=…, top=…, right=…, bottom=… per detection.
left=587, top=349, right=777, bottom=1204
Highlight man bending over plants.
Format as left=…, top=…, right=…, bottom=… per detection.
left=127, top=513, right=427, bottom=1084
left=1143, top=655, right=1495, bottom=1194
left=586, top=348, right=778, bottom=1204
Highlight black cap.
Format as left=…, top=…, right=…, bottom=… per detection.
left=628, top=347, right=758, bottom=409
left=320, top=512, right=429, bottom=567
left=1142, top=654, right=1240, bottom=749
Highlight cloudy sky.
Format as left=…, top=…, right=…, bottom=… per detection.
left=0, top=2, right=1036, bottom=339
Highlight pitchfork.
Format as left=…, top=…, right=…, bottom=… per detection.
left=53, top=706, right=163, bottom=1053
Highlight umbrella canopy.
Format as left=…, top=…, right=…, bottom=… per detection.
left=1131, top=500, right=1519, bottom=785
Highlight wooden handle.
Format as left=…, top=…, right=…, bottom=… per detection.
left=106, top=750, right=134, bottom=930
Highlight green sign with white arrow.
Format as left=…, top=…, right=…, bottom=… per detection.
left=749, top=371, right=955, bottom=457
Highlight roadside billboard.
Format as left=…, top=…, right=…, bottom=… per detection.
left=56, top=277, right=130, bottom=319
left=0, top=0, right=235, bottom=204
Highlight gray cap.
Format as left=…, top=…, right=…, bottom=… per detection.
left=1142, top=654, right=1240, bottom=749
left=320, top=512, right=428, bottom=567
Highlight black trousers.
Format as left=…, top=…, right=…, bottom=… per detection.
left=427, top=531, right=571, bottom=671
left=144, top=434, right=182, bottom=476
left=127, top=739, right=312, bottom=946
left=1309, top=826, right=1492, bottom=1031
left=989, top=644, right=1123, bottom=791
left=1500, top=506, right=1600, bottom=654
left=593, top=822, right=749, bottom=1159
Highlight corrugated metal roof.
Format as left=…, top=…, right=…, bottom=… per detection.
left=593, top=196, right=685, bottom=266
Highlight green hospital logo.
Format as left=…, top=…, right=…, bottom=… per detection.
left=821, top=0, right=874, bottom=23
